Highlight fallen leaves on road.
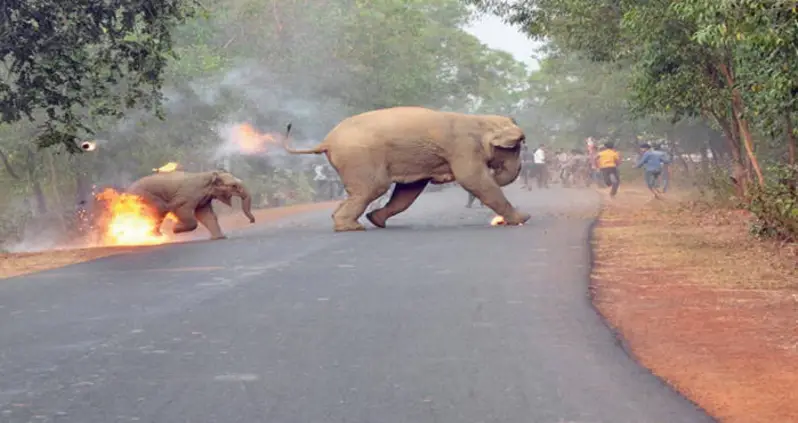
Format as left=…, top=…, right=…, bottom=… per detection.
left=591, top=185, right=798, bottom=423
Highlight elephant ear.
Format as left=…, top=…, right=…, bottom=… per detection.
left=209, top=171, right=223, bottom=186
left=482, top=125, right=525, bottom=158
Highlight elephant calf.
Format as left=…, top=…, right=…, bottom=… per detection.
left=127, top=170, right=255, bottom=240
left=281, top=106, right=530, bottom=232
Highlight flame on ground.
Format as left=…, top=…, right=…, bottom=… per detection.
left=154, top=162, right=179, bottom=173
left=490, top=215, right=506, bottom=226
left=490, top=216, right=524, bottom=226
left=94, top=188, right=177, bottom=246
left=229, top=123, right=280, bottom=154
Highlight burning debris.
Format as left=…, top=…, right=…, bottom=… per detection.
left=93, top=188, right=177, bottom=246
left=490, top=216, right=524, bottom=226
left=220, top=123, right=283, bottom=156
left=153, top=162, right=180, bottom=173
left=79, top=140, right=97, bottom=151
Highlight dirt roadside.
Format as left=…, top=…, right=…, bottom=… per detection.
left=591, top=185, right=798, bottom=423
left=0, top=201, right=338, bottom=280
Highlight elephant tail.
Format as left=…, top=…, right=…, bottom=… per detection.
left=281, top=123, right=327, bottom=155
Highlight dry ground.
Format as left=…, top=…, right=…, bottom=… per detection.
left=591, top=184, right=798, bottom=423
left=0, top=201, right=338, bottom=279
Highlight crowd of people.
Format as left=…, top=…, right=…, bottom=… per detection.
left=517, top=139, right=673, bottom=199
left=309, top=138, right=674, bottom=209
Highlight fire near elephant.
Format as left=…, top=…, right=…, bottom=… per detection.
left=281, top=106, right=530, bottom=232
left=126, top=170, right=256, bottom=240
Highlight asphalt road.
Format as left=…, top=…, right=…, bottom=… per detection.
left=0, top=183, right=714, bottom=423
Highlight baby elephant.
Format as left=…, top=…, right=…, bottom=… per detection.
left=127, top=170, right=255, bottom=240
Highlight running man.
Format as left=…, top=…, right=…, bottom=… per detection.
left=636, top=143, right=671, bottom=198
left=595, top=142, right=621, bottom=197
left=533, top=144, right=549, bottom=188
left=521, top=144, right=534, bottom=189
left=653, top=144, right=671, bottom=193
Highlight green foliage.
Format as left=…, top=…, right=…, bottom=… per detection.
left=748, top=164, right=798, bottom=241
left=471, top=0, right=798, bottom=241
left=0, top=0, right=200, bottom=151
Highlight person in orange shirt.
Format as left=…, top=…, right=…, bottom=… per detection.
left=595, top=141, right=621, bottom=197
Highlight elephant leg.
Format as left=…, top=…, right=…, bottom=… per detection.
left=171, top=206, right=199, bottom=234
left=137, top=192, right=168, bottom=236
left=366, top=180, right=428, bottom=228
left=453, top=164, right=530, bottom=225
left=196, top=203, right=226, bottom=240
left=332, top=181, right=390, bottom=232
left=151, top=212, right=167, bottom=236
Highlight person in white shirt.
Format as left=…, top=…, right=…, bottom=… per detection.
left=532, top=144, right=549, bottom=188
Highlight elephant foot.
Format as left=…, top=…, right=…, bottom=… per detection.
left=504, top=211, right=531, bottom=226
left=366, top=210, right=387, bottom=228
left=333, top=222, right=366, bottom=232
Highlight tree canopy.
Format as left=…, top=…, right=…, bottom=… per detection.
left=468, top=0, right=798, bottom=239
left=0, top=0, right=200, bottom=150
left=469, top=0, right=798, bottom=174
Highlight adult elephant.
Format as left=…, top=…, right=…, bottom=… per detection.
left=126, top=170, right=255, bottom=240
left=281, top=106, right=529, bottom=232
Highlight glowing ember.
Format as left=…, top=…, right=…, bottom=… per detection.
left=490, top=216, right=525, bottom=226
left=154, top=162, right=179, bottom=173
left=490, top=215, right=506, bottom=226
left=94, top=188, right=175, bottom=246
left=229, top=123, right=279, bottom=154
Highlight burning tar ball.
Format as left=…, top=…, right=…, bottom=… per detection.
left=79, top=140, right=97, bottom=152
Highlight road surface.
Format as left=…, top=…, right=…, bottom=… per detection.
left=0, top=184, right=714, bottom=423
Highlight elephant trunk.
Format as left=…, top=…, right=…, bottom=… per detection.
left=238, top=186, right=255, bottom=223
left=493, top=162, right=522, bottom=187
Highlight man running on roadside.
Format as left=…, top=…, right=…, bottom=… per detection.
left=595, top=141, right=621, bottom=197
left=533, top=144, right=549, bottom=188
left=520, top=144, right=534, bottom=189
left=653, top=144, right=672, bottom=193
left=561, top=149, right=590, bottom=187
left=636, top=143, right=671, bottom=198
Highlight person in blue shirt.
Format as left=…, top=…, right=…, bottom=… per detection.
left=636, top=143, right=671, bottom=198
left=652, top=144, right=671, bottom=193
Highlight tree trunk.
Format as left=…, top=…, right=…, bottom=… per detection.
left=46, top=150, right=64, bottom=210
left=25, top=148, right=47, bottom=215
left=699, top=146, right=710, bottom=174
left=709, top=110, right=747, bottom=197
left=75, top=171, right=92, bottom=207
left=718, top=62, right=764, bottom=186
left=786, top=112, right=796, bottom=165
left=74, top=153, right=94, bottom=210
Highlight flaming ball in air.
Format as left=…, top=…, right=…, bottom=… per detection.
left=79, top=140, right=97, bottom=151
left=229, top=123, right=279, bottom=155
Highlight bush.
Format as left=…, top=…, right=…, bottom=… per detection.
left=747, top=164, right=798, bottom=242
left=692, top=164, right=743, bottom=208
